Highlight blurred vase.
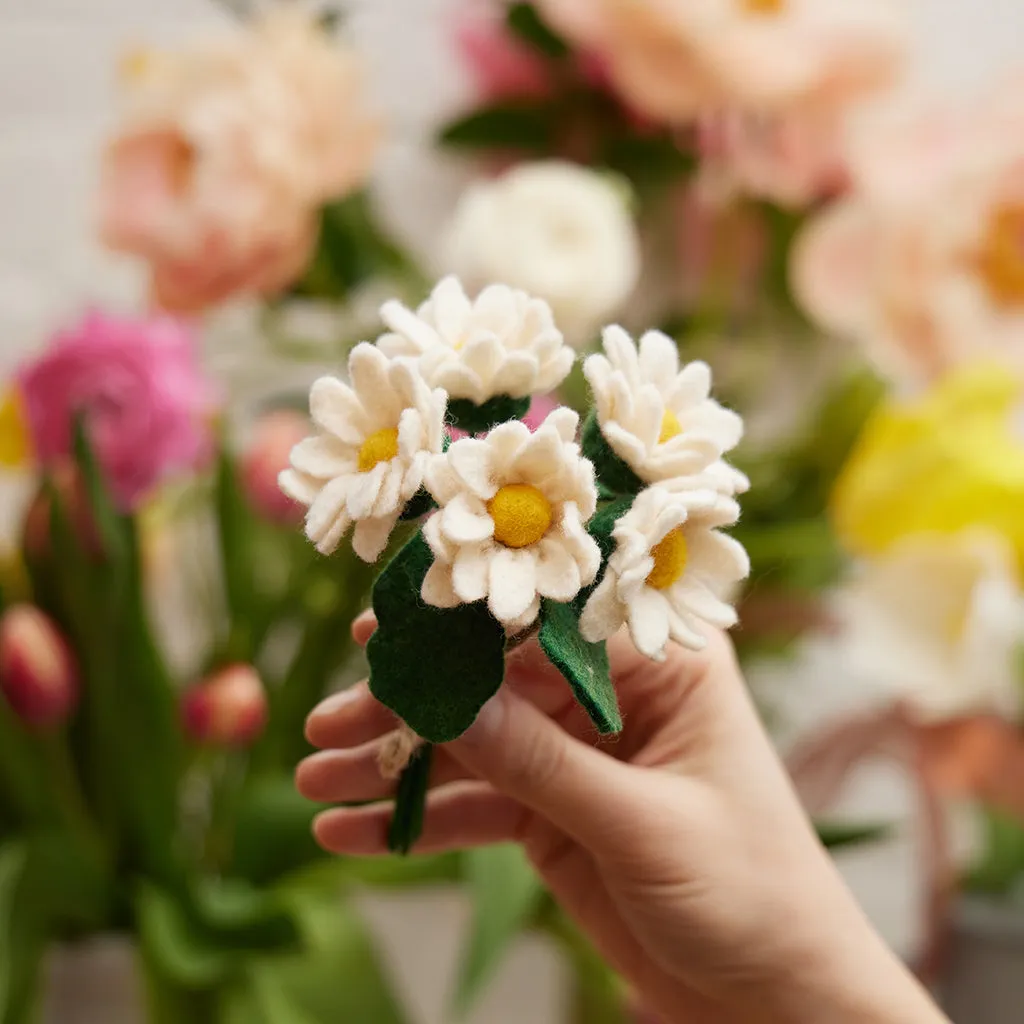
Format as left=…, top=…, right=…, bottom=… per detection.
left=41, top=936, right=146, bottom=1024
left=941, top=899, right=1024, bottom=1023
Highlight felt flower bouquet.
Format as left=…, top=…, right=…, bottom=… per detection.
left=282, top=276, right=750, bottom=851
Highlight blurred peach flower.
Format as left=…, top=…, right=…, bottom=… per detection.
left=100, top=10, right=380, bottom=312
left=241, top=409, right=309, bottom=526
left=794, top=81, right=1024, bottom=382
left=455, top=7, right=553, bottom=102
left=536, top=0, right=905, bottom=123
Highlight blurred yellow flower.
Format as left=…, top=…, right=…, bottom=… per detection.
left=0, top=389, right=31, bottom=468
left=832, top=364, right=1024, bottom=562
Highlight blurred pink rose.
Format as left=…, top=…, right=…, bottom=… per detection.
left=455, top=8, right=554, bottom=102
left=241, top=409, right=309, bottom=526
left=18, top=312, right=216, bottom=510
left=794, top=80, right=1024, bottom=383
left=100, top=10, right=380, bottom=312
left=181, top=663, right=267, bottom=747
left=698, top=105, right=848, bottom=207
left=536, top=0, right=905, bottom=122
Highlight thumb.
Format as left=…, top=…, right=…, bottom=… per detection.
left=446, top=685, right=634, bottom=853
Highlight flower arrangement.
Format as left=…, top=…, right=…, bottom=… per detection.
left=4, top=0, right=1024, bottom=1020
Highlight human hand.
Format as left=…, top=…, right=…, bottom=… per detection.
left=298, top=618, right=947, bottom=1024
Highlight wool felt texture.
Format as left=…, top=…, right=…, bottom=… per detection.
left=447, top=394, right=531, bottom=436
left=539, top=598, right=621, bottom=735
left=582, top=410, right=645, bottom=498
left=387, top=743, right=434, bottom=855
left=399, top=488, right=437, bottom=522
left=573, top=495, right=635, bottom=614
left=367, top=530, right=507, bottom=744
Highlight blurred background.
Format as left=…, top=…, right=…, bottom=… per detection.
left=2, top=1, right=1024, bottom=1022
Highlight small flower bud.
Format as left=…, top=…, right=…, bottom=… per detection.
left=0, top=604, right=79, bottom=728
left=181, top=663, right=267, bottom=747
left=241, top=410, right=309, bottom=526
left=22, top=460, right=103, bottom=562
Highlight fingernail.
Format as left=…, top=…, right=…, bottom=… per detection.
left=457, top=687, right=509, bottom=749
left=310, top=686, right=361, bottom=719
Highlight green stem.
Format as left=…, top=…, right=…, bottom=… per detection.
left=387, top=745, right=434, bottom=856
left=39, top=731, right=102, bottom=854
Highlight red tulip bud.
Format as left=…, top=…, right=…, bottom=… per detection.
left=0, top=604, right=79, bottom=728
left=181, top=663, right=267, bottom=747
left=241, top=410, right=309, bottom=526
left=22, top=459, right=103, bottom=562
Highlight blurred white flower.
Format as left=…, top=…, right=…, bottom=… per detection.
left=580, top=485, right=748, bottom=659
left=279, top=343, right=446, bottom=561
left=443, top=162, right=641, bottom=343
left=422, top=408, right=600, bottom=633
left=584, top=326, right=743, bottom=484
left=378, top=277, right=574, bottom=404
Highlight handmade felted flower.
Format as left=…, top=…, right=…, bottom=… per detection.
left=279, top=343, right=447, bottom=562
left=582, top=326, right=743, bottom=490
left=420, top=407, right=601, bottom=632
left=580, top=485, right=749, bottom=659
left=378, top=277, right=574, bottom=426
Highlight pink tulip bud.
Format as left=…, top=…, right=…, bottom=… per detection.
left=22, top=459, right=103, bottom=562
left=181, top=663, right=267, bottom=747
left=0, top=604, right=79, bottom=728
left=241, top=410, right=309, bottom=526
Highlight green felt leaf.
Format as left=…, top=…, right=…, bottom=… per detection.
left=452, top=844, right=544, bottom=1016
left=539, top=600, right=620, bottom=734
left=505, top=2, right=569, bottom=58
left=388, top=745, right=434, bottom=856
left=447, top=395, right=531, bottom=435
left=367, top=532, right=506, bottom=743
left=581, top=411, right=644, bottom=498
left=229, top=777, right=325, bottom=886
left=965, top=808, right=1024, bottom=895
left=815, top=821, right=893, bottom=851
left=439, top=104, right=555, bottom=153
left=399, top=488, right=437, bottom=521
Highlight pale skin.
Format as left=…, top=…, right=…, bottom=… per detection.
left=297, top=615, right=949, bottom=1024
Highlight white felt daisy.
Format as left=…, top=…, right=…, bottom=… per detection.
left=580, top=485, right=749, bottom=660
left=377, top=276, right=574, bottom=405
left=279, top=343, right=447, bottom=562
left=421, top=407, right=601, bottom=632
left=583, top=326, right=743, bottom=484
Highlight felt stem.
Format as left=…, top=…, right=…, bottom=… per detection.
left=378, top=722, right=423, bottom=780
left=387, top=744, right=434, bottom=856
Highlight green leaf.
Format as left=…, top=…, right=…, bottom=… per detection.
left=439, top=104, right=555, bottom=153
left=539, top=600, right=620, bottom=734
left=215, top=447, right=258, bottom=659
left=966, top=808, right=1024, bottom=895
left=505, top=2, right=569, bottom=58
left=581, top=411, right=644, bottom=498
left=387, top=745, right=434, bottom=856
left=136, top=884, right=235, bottom=991
left=0, top=843, right=46, bottom=1024
left=230, top=777, right=326, bottom=885
left=192, top=878, right=298, bottom=950
left=452, top=845, right=544, bottom=1016
left=601, top=135, right=694, bottom=193
left=367, top=532, right=506, bottom=743
left=447, top=395, right=531, bottom=435
left=815, top=821, right=893, bottom=851
left=72, top=412, right=128, bottom=562
left=399, top=488, right=436, bottom=521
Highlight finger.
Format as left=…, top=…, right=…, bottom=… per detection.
left=351, top=610, right=376, bottom=647
left=296, top=743, right=471, bottom=804
left=313, top=781, right=525, bottom=855
left=445, top=686, right=638, bottom=857
left=305, top=682, right=396, bottom=749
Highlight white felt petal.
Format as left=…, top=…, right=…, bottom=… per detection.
left=559, top=503, right=601, bottom=585
left=422, top=511, right=451, bottom=562
left=305, top=476, right=351, bottom=546
left=544, top=407, right=580, bottom=443
left=485, top=421, right=531, bottom=473
left=448, top=440, right=498, bottom=499
left=602, top=421, right=648, bottom=470
left=504, top=594, right=541, bottom=636
left=534, top=347, right=574, bottom=392
left=451, top=548, right=491, bottom=603
left=379, top=301, right=439, bottom=353
left=535, top=537, right=582, bottom=602
left=638, top=330, right=680, bottom=384
left=434, top=363, right=484, bottom=403
left=667, top=605, right=709, bottom=652
left=309, top=377, right=368, bottom=445
left=373, top=463, right=406, bottom=517
left=397, top=408, right=425, bottom=461
left=510, top=427, right=564, bottom=483
left=278, top=469, right=320, bottom=506
left=442, top=493, right=495, bottom=544
left=634, top=385, right=664, bottom=450
left=428, top=276, right=472, bottom=340
left=421, top=559, right=460, bottom=609
left=582, top=355, right=614, bottom=421
left=352, top=515, right=397, bottom=563
left=494, top=352, right=539, bottom=397
left=627, top=588, right=671, bottom=661
left=349, top=344, right=399, bottom=426
left=579, top=575, right=625, bottom=643
left=460, top=335, right=504, bottom=384
left=346, top=462, right=389, bottom=520
left=601, top=325, right=641, bottom=385
left=424, top=456, right=461, bottom=506
left=675, top=581, right=738, bottom=629
left=689, top=530, right=750, bottom=583
left=310, top=507, right=352, bottom=555
left=289, top=435, right=355, bottom=480
left=666, top=361, right=712, bottom=409
left=488, top=547, right=538, bottom=625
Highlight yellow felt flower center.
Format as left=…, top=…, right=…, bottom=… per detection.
left=659, top=409, right=682, bottom=445
left=979, top=204, right=1024, bottom=306
left=0, top=389, right=31, bottom=469
left=647, top=528, right=689, bottom=590
left=488, top=484, right=553, bottom=549
left=357, top=428, right=400, bottom=473
left=742, top=0, right=785, bottom=13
